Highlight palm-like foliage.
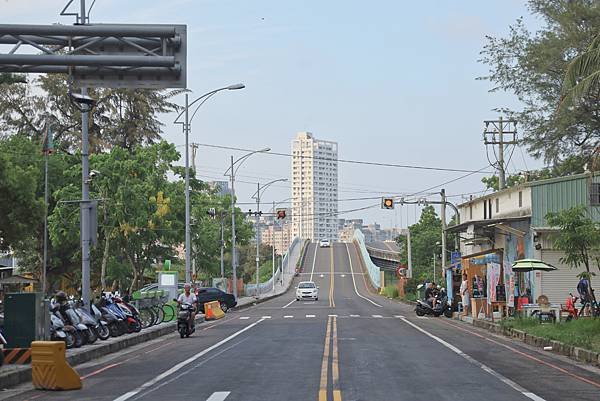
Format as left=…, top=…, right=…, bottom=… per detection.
left=562, top=33, right=600, bottom=106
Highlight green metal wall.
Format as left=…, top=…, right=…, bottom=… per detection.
left=530, top=174, right=600, bottom=227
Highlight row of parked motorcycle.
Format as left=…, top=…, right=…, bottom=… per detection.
left=50, top=292, right=144, bottom=349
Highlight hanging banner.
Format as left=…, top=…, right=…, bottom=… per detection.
left=504, top=260, right=515, bottom=307
left=487, top=262, right=501, bottom=304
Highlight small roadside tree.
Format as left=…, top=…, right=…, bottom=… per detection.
left=546, top=206, right=600, bottom=285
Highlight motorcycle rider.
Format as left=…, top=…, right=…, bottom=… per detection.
left=424, top=282, right=437, bottom=309
left=177, top=283, right=198, bottom=330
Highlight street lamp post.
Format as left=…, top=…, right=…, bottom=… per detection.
left=251, top=178, right=287, bottom=298
left=224, top=148, right=271, bottom=300
left=174, top=83, right=245, bottom=284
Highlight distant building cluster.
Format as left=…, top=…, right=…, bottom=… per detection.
left=338, top=219, right=401, bottom=244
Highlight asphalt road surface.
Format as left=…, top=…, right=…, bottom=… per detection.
left=4, top=243, right=600, bottom=401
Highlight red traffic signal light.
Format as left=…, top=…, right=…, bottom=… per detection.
left=276, top=209, right=287, bottom=219
left=381, top=198, right=394, bottom=210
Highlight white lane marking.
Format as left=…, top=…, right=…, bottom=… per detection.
left=394, top=315, right=406, bottom=318
left=283, top=315, right=293, bottom=318
left=350, top=314, right=360, bottom=317
left=372, top=314, right=383, bottom=318
left=306, top=314, right=316, bottom=318
left=282, top=299, right=295, bottom=309
left=523, top=393, right=547, bottom=401
left=309, top=243, right=319, bottom=281
left=328, top=314, right=338, bottom=317
left=345, top=243, right=382, bottom=307
left=261, top=316, right=271, bottom=319
left=239, top=317, right=249, bottom=320
left=320, top=274, right=324, bottom=278
left=417, top=316, right=429, bottom=319
left=112, top=319, right=265, bottom=401
left=206, top=392, right=231, bottom=401
left=340, top=274, right=346, bottom=278
left=399, top=317, right=547, bottom=401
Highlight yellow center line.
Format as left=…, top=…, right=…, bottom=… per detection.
left=332, top=316, right=342, bottom=401
left=319, top=316, right=333, bottom=401
left=329, top=247, right=335, bottom=308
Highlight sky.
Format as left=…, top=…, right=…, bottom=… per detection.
left=2, top=0, right=545, bottom=229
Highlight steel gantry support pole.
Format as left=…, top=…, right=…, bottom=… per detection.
left=272, top=200, right=276, bottom=294
left=255, top=183, right=261, bottom=298
left=184, top=93, right=191, bottom=284
left=441, top=188, right=447, bottom=273
left=220, top=214, right=225, bottom=279
left=230, top=156, right=238, bottom=300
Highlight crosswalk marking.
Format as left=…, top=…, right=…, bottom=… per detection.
left=261, top=316, right=272, bottom=319
left=239, top=317, right=250, bottom=320
left=284, top=315, right=293, bottom=318
left=372, top=314, right=383, bottom=318
left=306, top=314, right=316, bottom=318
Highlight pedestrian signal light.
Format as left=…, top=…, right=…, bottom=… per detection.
left=276, top=209, right=287, bottom=219
left=382, top=198, right=394, bottom=210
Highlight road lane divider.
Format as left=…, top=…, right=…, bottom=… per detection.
left=345, top=244, right=382, bottom=307
left=399, top=317, right=546, bottom=401
left=331, top=316, right=342, bottom=401
left=319, top=316, right=333, bottom=401
left=329, top=247, right=336, bottom=308
left=282, top=299, right=296, bottom=309
left=206, top=392, right=230, bottom=401
left=112, top=318, right=266, bottom=401
left=309, top=243, right=319, bottom=281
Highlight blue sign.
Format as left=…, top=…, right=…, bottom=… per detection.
left=450, top=251, right=462, bottom=270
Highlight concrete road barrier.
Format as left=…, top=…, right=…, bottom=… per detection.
left=31, top=341, right=81, bottom=391
left=204, top=301, right=225, bottom=321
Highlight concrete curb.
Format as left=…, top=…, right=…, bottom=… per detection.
left=0, top=315, right=206, bottom=390
left=457, top=316, right=600, bottom=367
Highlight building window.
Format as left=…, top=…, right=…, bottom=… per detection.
left=495, top=198, right=499, bottom=213
left=483, top=200, right=487, bottom=219
left=518, top=191, right=523, bottom=208
left=591, top=183, right=600, bottom=206
left=469, top=204, right=472, bottom=220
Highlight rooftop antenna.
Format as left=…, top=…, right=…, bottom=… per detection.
left=60, top=0, right=97, bottom=24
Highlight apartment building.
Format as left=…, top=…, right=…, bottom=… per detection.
left=291, top=132, right=338, bottom=241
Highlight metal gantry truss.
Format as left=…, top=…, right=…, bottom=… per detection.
left=0, top=23, right=186, bottom=88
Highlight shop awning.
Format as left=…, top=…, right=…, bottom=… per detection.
left=446, top=216, right=530, bottom=233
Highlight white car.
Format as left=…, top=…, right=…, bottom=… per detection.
left=296, top=281, right=319, bottom=301
left=319, top=239, right=331, bottom=248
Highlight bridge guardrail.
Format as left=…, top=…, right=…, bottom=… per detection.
left=353, top=230, right=381, bottom=289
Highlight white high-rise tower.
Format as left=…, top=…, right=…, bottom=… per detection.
left=291, top=132, right=338, bottom=241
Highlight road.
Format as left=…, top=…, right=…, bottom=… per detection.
left=4, top=243, right=600, bottom=401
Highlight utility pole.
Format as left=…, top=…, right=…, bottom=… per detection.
left=441, top=188, right=447, bottom=273
left=483, top=117, right=518, bottom=190
left=272, top=200, right=276, bottom=293
left=220, top=214, right=225, bottom=278
left=255, top=182, right=261, bottom=298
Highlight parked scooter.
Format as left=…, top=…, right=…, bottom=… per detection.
left=50, top=300, right=80, bottom=348
left=96, top=294, right=128, bottom=337
left=73, top=299, right=110, bottom=341
left=415, top=288, right=453, bottom=318
left=176, top=302, right=195, bottom=338
left=113, top=295, right=142, bottom=333
left=54, top=293, right=90, bottom=347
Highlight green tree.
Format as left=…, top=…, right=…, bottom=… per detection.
left=546, top=206, right=600, bottom=281
left=563, top=33, right=600, bottom=106
left=0, top=74, right=181, bottom=152
left=480, top=0, right=600, bottom=164
left=397, top=206, right=442, bottom=285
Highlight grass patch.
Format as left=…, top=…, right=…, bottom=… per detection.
left=501, top=317, right=600, bottom=353
left=382, top=285, right=399, bottom=298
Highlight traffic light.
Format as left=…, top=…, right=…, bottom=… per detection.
left=276, top=209, right=287, bottom=219
left=381, top=198, right=394, bottom=210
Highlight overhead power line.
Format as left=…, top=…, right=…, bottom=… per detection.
left=193, top=142, right=493, bottom=174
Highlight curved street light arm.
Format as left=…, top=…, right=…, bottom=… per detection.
left=251, top=178, right=288, bottom=200
left=224, top=148, right=271, bottom=177
left=173, top=83, right=245, bottom=125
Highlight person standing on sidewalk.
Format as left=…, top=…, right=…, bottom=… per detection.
left=460, top=273, right=470, bottom=318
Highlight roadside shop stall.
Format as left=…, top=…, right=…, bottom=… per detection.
left=462, top=250, right=508, bottom=321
